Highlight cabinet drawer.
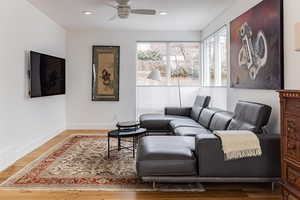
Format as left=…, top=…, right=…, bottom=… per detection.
left=286, top=165, right=300, bottom=189
left=284, top=137, right=300, bottom=163
left=285, top=138, right=299, bottom=162
left=286, top=99, right=300, bottom=115
left=284, top=116, right=300, bottom=163
left=285, top=117, right=300, bottom=140
left=283, top=188, right=300, bottom=200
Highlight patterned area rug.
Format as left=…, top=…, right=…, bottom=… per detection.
left=0, top=134, right=205, bottom=191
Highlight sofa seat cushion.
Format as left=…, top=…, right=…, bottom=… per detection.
left=174, top=127, right=212, bottom=136
left=140, top=114, right=190, bottom=131
left=169, top=119, right=203, bottom=130
left=136, top=136, right=197, bottom=176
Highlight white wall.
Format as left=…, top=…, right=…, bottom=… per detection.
left=201, top=0, right=300, bottom=133
left=66, top=31, right=201, bottom=129
left=0, top=0, right=66, bottom=170
left=284, top=0, right=300, bottom=89
left=136, top=86, right=201, bottom=116
left=136, top=86, right=227, bottom=115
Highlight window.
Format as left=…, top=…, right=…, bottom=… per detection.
left=137, top=42, right=201, bottom=86
left=202, top=26, right=228, bottom=87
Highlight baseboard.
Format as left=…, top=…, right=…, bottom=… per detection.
left=66, top=123, right=116, bottom=130
left=0, top=128, right=65, bottom=172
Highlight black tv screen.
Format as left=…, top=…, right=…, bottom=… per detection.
left=30, top=51, right=65, bottom=98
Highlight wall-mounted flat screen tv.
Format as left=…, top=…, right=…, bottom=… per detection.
left=30, top=51, right=65, bottom=98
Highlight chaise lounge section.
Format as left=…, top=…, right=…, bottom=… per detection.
left=137, top=96, right=281, bottom=184
left=140, top=96, right=211, bottom=132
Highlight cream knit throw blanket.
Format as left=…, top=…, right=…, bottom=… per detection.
left=214, top=130, right=262, bottom=161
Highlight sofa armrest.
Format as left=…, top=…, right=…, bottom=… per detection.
left=164, top=107, right=192, bottom=116
left=195, top=134, right=281, bottom=178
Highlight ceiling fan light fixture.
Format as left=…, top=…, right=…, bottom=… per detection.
left=159, top=11, right=168, bottom=16
left=82, top=11, right=93, bottom=15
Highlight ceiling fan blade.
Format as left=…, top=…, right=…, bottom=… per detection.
left=131, top=9, right=156, bottom=15
left=106, top=4, right=118, bottom=9
left=101, top=0, right=118, bottom=8
left=116, top=0, right=130, bottom=5
left=108, top=14, right=118, bottom=21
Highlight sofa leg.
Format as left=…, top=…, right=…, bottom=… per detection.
left=271, top=182, right=276, bottom=192
left=152, top=181, right=156, bottom=189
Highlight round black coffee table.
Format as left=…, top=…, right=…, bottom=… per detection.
left=117, top=121, right=140, bottom=128
left=107, top=121, right=147, bottom=159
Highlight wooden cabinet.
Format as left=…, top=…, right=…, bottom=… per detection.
left=286, top=165, right=300, bottom=188
left=283, top=188, right=299, bottom=200
left=278, top=90, right=300, bottom=200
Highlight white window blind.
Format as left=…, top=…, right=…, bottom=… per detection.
left=202, top=26, right=228, bottom=87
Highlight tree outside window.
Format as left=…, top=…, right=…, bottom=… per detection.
left=137, top=42, right=201, bottom=86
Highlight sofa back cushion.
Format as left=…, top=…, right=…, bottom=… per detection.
left=209, top=111, right=233, bottom=131
left=227, top=119, right=257, bottom=133
left=227, top=101, right=272, bottom=134
left=198, top=108, right=221, bottom=128
left=190, top=107, right=202, bottom=121
left=190, top=96, right=211, bottom=121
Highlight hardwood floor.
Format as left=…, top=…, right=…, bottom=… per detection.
left=0, top=130, right=280, bottom=200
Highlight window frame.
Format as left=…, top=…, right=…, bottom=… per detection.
left=201, top=25, right=228, bottom=88
left=136, top=41, right=202, bottom=87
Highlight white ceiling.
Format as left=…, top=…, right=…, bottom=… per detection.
left=27, top=0, right=235, bottom=31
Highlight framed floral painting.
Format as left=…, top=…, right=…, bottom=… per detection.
left=92, top=46, right=120, bottom=101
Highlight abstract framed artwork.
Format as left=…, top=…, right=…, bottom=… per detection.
left=230, top=0, right=284, bottom=89
left=92, top=46, right=120, bottom=101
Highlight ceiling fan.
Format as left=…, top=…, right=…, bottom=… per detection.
left=105, top=0, right=157, bottom=20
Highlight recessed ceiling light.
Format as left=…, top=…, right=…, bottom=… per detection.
left=82, top=11, right=93, bottom=15
left=159, top=11, right=168, bottom=16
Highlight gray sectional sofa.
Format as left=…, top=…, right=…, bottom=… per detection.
left=137, top=96, right=281, bottom=185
